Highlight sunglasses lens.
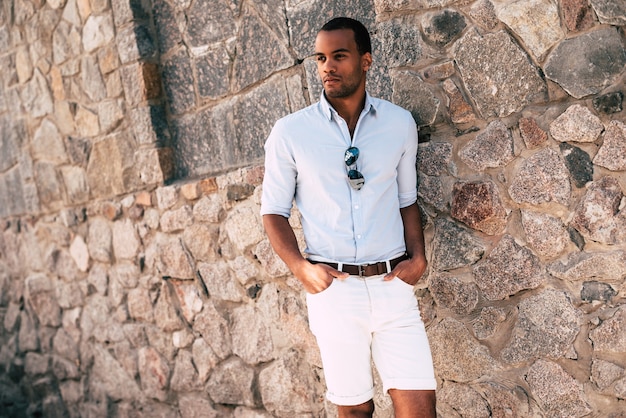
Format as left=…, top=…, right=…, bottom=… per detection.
left=348, top=169, right=364, bottom=190
left=344, top=147, right=359, bottom=166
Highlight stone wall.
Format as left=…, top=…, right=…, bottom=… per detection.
left=0, top=0, right=625, bottom=417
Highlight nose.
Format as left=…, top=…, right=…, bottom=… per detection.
left=322, top=58, right=336, bottom=74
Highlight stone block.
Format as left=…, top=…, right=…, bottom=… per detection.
left=169, top=279, right=203, bottom=323
left=152, top=0, right=182, bottom=54
left=116, top=23, right=156, bottom=64
left=509, top=148, right=571, bottom=206
left=451, top=180, right=507, bottom=235
left=525, top=359, right=591, bottom=418
left=593, top=91, right=623, bottom=114
left=170, top=350, right=202, bottom=392
left=594, top=120, right=626, bottom=171
left=192, top=338, right=219, bottom=383
left=20, top=69, right=54, bottom=118
left=183, top=224, right=219, bottom=262
left=473, top=306, right=506, bottom=340
left=154, top=282, right=185, bottom=332
left=25, top=273, right=62, bottom=327
left=98, top=99, right=125, bottom=134
left=460, top=120, right=514, bottom=171
left=559, top=143, right=593, bottom=188
left=590, top=306, right=626, bottom=353
left=86, top=132, right=135, bottom=198
left=550, top=104, right=603, bottom=143
left=502, top=289, right=581, bottom=362
left=231, top=304, right=274, bottom=364
left=81, top=55, right=106, bottom=101
left=521, top=210, right=569, bottom=259
left=135, top=147, right=174, bottom=187
left=561, top=0, right=596, bottom=31
left=160, top=205, right=193, bottom=233
left=442, top=78, right=475, bottom=124
left=438, top=381, right=490, bottom=418
left=61, top=166, right=90, bottom=204
left=544, top=28, right=626, bottom=99
left=120, top=62, right=162, bottom=107
left=127, top=287, right=154, bottom=322
left=112, top=218, right=140, bottom=260
left=224, top=205, right=265, bottom=252
left=87, top=217, right=112, bottom=263
left=92, top=344, right=141, bottom=401
left=161, top=48, right=195, bottom=114
left=207, top=356, right=257, bottom=407
left=82, top=13, right=115, bottom=53
left=193, top=301, right=232, bottom=359
left=195, top=46, right=230, bottom=100
left=130, top=104, right=168, bottom=146
left=591, top=0, right=626, bottom=25
left=454, top=29, right=546, bottom=118
left=391, top=71, right=439, bottom=126
left=422, top=9, right=466, bottom=48
left=431, top=217, right=485, bottom=271
left=429, top=273, right=479, bottom=315
left=186, top=0, right=237, bottom=46
left=519, top=116, right=547, bottom=149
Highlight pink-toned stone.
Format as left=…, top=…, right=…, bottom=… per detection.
left=138, top=347, right=170, bottom=401
left=451, top=180, right=508, bottom=235
left=519, top=116, right=548, bottom=149
left=561, top=0, right=596, bottom=32
left=443, top=79, right=476, bottom=124
left=593, top=120, right=626, bottom=171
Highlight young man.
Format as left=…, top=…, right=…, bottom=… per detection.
left=261, top=17, right=437, bottom=417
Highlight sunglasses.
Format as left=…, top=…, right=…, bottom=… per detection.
left=344, top=146, right=365, bottom=190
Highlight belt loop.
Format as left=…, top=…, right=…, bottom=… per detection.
left=385, top=260, right=392, bottom=274
left=337, top=262, right=343, bottom=273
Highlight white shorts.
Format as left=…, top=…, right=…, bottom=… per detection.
left=306, top=274, right=437, bottom=406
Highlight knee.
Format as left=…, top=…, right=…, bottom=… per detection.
left=338, top=400, right=375, bottom=417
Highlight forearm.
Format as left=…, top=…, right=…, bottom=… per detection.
left=262, top=214, right=308, bottom=274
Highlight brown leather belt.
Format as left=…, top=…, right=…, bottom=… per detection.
left=309, top=254, right=408, bottom=277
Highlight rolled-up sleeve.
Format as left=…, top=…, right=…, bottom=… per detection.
left=260, top=120, right=297, bottom=218
left=397, top=115, right=419, bottom=208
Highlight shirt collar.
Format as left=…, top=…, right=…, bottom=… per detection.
left=320, top=91, right=376, bottom=121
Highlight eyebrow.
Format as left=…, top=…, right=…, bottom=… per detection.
left=314, top=48, right=351, bottom=56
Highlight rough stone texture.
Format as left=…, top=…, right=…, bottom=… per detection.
left=473, top=235, right=544, bottom=300
left=460, top=120, right=515, bottom=171
left=594, top=120, right=626, bottom=171
left=428, top=318, right=497, bottom=382
left=509, top=148, right=571, bottom=206
left=570, top=176, right=626, bottom=245
left=454, top=29, right=547, bottom=118
left=521, top=210, right=570, bottom=258
left=550, top=104, right=604, bottom=143
left=544, top=28, right=626, bottom=99
left=526, top=359, right=592, bottom=418
left=497, top=0, right=563, bottom=60
left=451, top=180, right=508, bottom=235
left=502, top=289, right=582, bottom=363
left=1, top=0, right=626, bottom=416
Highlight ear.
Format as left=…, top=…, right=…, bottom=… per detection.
left=362, top=52, right=372, bottom=72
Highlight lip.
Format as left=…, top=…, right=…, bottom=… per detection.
left=324, top=77, right=340, bottom=84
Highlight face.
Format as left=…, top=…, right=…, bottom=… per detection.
left=314, top=29, right=372, bottom=99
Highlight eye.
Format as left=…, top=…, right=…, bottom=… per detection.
left=316, top=55, right=326, bottom=62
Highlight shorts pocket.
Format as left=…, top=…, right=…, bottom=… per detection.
left=393, top=276, right=416, bottom=290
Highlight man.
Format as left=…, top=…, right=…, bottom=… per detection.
left=260, top=17, right=437, bottom=418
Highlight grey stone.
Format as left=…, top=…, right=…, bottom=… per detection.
left=82, top=14, right=115, bottom=52
left=25, top=352, right=50, bottom=376
left=223, top=205, right=265, bottom=252
left=590, top=0, right=626, bottom=25
left=581, top=281, right=617, bottom=303
left=127, top=287, right=154, bottom=322
left=497, top=0, right=563, bottom=60
left=525, top=359, right=592, bottom=418
left=376, top=17, right=422, bottom=67
left=192, top=337, right=219, bottom=383
left=231, top=304, right=274, bottom=365
left=156, top=185, right=178, bottom=210
left=253, top=239, right=291, bottom=279
left=61, top=166, right=90, bottom=204
left=193, top=301, right=232, bottom=359
left=429, top=273, right=479, bottom=315
left=178, top=393, right=219, bottom=418
left=86, top=132, right=135, bottom=198
left=521, top=210, right=569, bottom=259
left=550, top=104, right=603, bottom=143
left=451, top=180, right=508, bottom=235
left=160, top=205, right=193, bottom=232
left=428, top=318, right=496, bottom=382
left=233, top=12, right=292, bottom=92
left=56, top=280, right=84, bottom=309
left=130, top=105, right=169, bottom=146
left=589, top=306, right=626, bottom=353
left=544, top=28, right=626, bottom=99
left=473, top=235, right=544, bottom=301
left=560, top=143, right=593, bottom=188
left=391, top=71, right=439, bottom=126
left=479, top=382, right=534, bottom=418
left=591, top=359, right=624, bottom=391
left=0, top=115, right=26, bottom=172
left=207, top=356, right=257, bottom=407
left=81, top=55, right=106, bottom=102
left=460, top=120, right=515, bottom=171
left=258, top=350, right=322, bottom=416
left=152, top=0, right=182, bottom=54
left=570, top=176, right=626, bottom=245
left=154, top=282, right=185, bottom=332
left=183, top=224, right=219, bottom=262
left=195, top=46, right=230, bottom=100
left=156, top=236, right=195, bottom=279
left=116, top=23, right=156, bottom=64
left=185, top=0, right=237, bottom=46
left=197, top=261, right=243, bottom=302
left=88, top=218, right=112, bottom=263
left=437, top=381, right=490, bottom=418
left=593, top=91, right=623, bottom=114
left=98, top=99, right=125, bottom=134
left=548, top=251, right=626, bottom=282
left=502, top=289, right=581, bottom=363
left=473, top=306, right=507, bottom=340
left=25, top=273, right=62, bottom=327
left=111, top=0, right=150, bottom=27
left=161, top=48, right=195, bottom=115
left=137, top=347, right=170, bottom=401
left=112, top=218, right=140, bottom=260
left=431, top=217, right=485, bottom=271
left=509, top=148, right=571, bottom=206
left=32, top=119, right=68, bottom=164
left=454, top=29, right=546, bottom=118
left=226, top=184, right=255, bottom=202
left=170, top=279, right=204, bottom=323
left=417, top=142, right=453, bottom=176
left=21, top=69, right=54, bottom=118
left=422, top=9, right=466, bottom=48
left=52, top=20, right=81, bottom=65
left=111, top=262, right=140, bottom=289
left=18, top=311, right=39, bottom=352
left=417, top=174, right=445, bottom=211
left=170, top=349, right=202, bottom=392
left=92, top=344, right=142, bottom=401
left=594, top=120, right=626, bottom=171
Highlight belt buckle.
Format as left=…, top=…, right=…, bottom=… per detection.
left=358, top=263, right=370, bottom=277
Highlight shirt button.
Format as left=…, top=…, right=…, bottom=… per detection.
left=354, top=205, right=359, bottom=210
left=357, top=235, right=362, bottom=239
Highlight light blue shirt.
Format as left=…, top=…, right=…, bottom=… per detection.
left=261, top=93, right=418, bottom=264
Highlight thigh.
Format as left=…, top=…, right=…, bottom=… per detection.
left=370, top=277, right=437, bottom=393
left=306, top=277, right=375, bottom=406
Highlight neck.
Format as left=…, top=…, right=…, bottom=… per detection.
left=326, top=90, right=366, bottom=137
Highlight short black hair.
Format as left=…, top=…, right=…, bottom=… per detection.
left=320, top=17, right=372, bottom=56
